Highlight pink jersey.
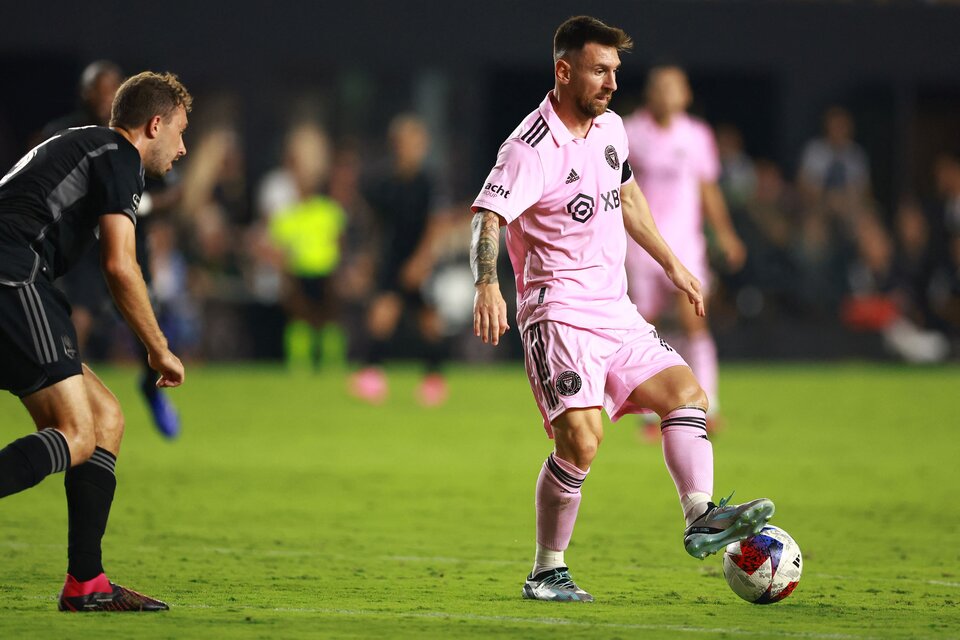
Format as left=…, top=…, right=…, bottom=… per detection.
left=472, top=91, right=642, bottom=332
left=622, top=110, right=719, bottom=266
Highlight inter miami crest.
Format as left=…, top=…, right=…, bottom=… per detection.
left=555, top=370, right=582, bottom=396
left=604, top=145, right=620, bottom=170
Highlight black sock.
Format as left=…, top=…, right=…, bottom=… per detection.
left=65, top=447, right=117, bottom=581
left=424, top=337, right=450, bottom=373
left=0, top=429, right=71, bottom=499
left=367, top=338, right=389, bottom=366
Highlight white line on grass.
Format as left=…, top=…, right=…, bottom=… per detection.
left=174, top=604, right=874, bottom=639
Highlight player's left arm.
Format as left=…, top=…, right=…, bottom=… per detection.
left=701, top=180, right=746, bottom=272
left=99, top=214, right=185, bottom=387
left=621, top=179, right=704, bottom=316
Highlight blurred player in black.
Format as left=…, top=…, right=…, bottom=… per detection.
left=349, top=114, right=450, bottom=405
left=0, top=71, right=190, bottom=611
left=41, top=61, right=182, bottom=438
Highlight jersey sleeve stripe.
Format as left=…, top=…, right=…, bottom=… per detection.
left=520, top=116, right=548, bottom=146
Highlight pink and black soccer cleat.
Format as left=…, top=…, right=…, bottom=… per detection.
left=58, top=573, right=169, bottom=612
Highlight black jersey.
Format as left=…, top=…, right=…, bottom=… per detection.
left=0, top=126, right=143, bottom=287
left=365, top=169, right=435, bottom=267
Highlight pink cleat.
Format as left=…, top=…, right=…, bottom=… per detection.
left=349, top=367, right=388, bottom=404
left=416, top=373, right=448, bottom=407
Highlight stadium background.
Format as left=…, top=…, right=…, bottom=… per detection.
left=1, top=2, right=959, bottom=637
left=2, top=0, right=959, bottom=365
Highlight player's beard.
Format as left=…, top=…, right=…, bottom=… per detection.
left=577, top=91, right=612, bottom=118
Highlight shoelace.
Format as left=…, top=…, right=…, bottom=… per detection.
left=716, top=491, right=735, bottom=510
left=541, top=569, right=577, bottom=590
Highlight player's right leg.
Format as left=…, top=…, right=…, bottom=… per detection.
left=0, top=376, right=94, bottom=497
left=521, top=322, right=612, bottom=602
left=522, top=407, right=601, bottom=602
left=0, top=281, right=94, bottom=497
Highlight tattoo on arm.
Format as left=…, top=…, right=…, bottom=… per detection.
left=470, top=209, right=501, bottom=285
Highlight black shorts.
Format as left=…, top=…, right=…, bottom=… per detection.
left=0, top=279, right=83, bottom=397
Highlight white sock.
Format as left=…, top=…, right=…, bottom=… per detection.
left=681, top=492, right=712, bottom=527
left=532, top=544, right=565, bottom=575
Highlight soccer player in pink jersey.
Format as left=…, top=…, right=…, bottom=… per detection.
left=470, top=17, right=773, bottom=602
left=623, top=66, right=746, bottom=437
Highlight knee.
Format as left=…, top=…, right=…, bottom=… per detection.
left=59, top=425, right=96, bottom=464
left=97, top=398, right=125, bottom=442
left=671, top=381, right=708, bottom=414
left=555, top=425, right=602, bottom=470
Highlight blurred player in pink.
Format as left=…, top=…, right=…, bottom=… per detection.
left=470, top=16, right=773, bottom=602
left=623, top=66, right=746, bottom=437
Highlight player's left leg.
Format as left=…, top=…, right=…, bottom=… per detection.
left=628, top=366, right=773, bottom=559
left=57, top=364, right=168, bottom=612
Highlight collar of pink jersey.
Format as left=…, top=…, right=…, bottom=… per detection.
left=539, top=91, right=614, bottom=147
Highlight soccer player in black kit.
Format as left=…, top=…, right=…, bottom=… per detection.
left=41, top=60, right=183, bottom=439
left=350, top=114, right=450, bottom=405
left=0, top=71, right=190, bottom=611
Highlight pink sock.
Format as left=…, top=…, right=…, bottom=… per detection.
left=683, top=332, right=718, bottom=410
left=661, top=407, right=713, bottom=501
left=536, top=453, right=588, bottom=552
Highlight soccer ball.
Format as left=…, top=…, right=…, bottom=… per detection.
left=722, top=525, right=802, bottom=604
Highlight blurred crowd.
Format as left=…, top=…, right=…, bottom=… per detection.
left=714, top=106, right=960, bottom=362
left=21, top=62, right=960, bottom=366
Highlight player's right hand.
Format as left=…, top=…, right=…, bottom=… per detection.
left=474, top=284, right=510, bottom=345
left=148, top=349, right=185, bottom=388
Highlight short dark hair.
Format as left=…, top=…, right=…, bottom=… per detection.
left=554, top=16, right=633, bottom=62
left=110, top=71, right=193, bottom=130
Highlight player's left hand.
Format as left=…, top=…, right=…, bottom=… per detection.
left=665, top=262, right=705, bottom=317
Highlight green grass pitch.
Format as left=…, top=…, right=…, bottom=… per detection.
left=0, top=363, right=957, bottom=638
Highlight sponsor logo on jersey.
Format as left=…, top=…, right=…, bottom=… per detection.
left=483, top=183, right=511, bottom=198
left=604, top=145, right=620, bottom=170
left=566, top=193, right=595, bottom=223
left=132, top=193, right=141, bottom=213
left=565, top=169, right=580, bottom=184
left=555, top=371, right=582, bottom=396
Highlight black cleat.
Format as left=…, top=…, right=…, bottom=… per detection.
left=58, top=574, right=169, bottom=612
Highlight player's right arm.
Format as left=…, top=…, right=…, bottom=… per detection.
left=470, top=208, right=509, bottom=345
left=99, top=214, right=184, bottom=387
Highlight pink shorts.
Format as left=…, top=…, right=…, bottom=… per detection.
left=625, top=243, right=711, bottom=321
left=522, top=318, right=689, bottom=438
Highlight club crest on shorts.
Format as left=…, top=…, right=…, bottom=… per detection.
left=61, top=335, right=77, bottom=360
left=555, top=370, right=582, bottom=396
left=604, top=145, right=620, bottom=170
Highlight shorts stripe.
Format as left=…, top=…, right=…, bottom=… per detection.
left=17, top=286, right=47, bottom=363
left=528, top=324, right=559, bottom=409
left=27, top=284, right=58, bottom=363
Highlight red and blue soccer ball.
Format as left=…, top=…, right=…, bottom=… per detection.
left=722, top=525, right=802, bottom=604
